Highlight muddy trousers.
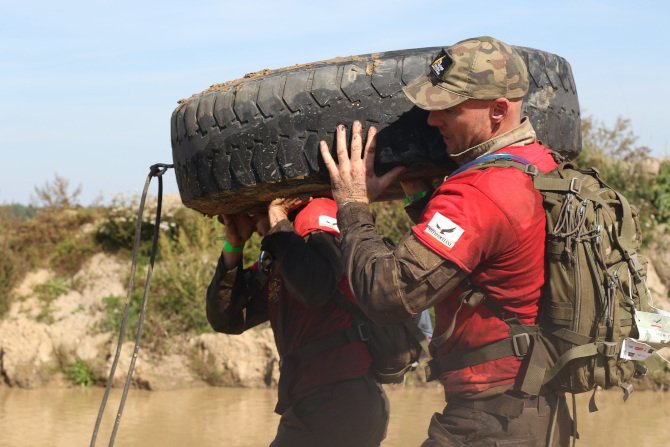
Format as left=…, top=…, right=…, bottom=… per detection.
left=421, top=392, right=573, bottom=447
left=270, top=375, right=389, bottom=447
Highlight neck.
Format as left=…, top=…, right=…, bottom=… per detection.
left=449, top=117, right=537, bottom=166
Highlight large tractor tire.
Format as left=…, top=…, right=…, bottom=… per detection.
left=171, top=46, right=581, bottom=215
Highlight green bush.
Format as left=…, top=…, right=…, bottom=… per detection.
left=99, top=294, right=140, bottom=336
left=0, top=204, right=37, bottom=220
left=94, top=206, right=231, bottom=348
left=33, top=277, right=70, bottom=303
left=0, top=206, right=99, bottom=317
left=576, top=116, right=670, bottom=245
left=33, top=277, right=71, bottom=324
left=67, top=359, right=95, bottom=387
left=149, top=209, right=220, bottom=332
left=106, top=208, right=223, bottom=350
left=370, top=200, right=413, bottom=245
left=93, top=196, right=178, bottom=254
left=0, top=247, right=18, bottom=317
left=52, top=236, right=96, bottom=276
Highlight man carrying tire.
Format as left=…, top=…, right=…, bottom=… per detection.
left=320, top=36, right=572, bottom=446
left=206, top=197, right=388, bottom=447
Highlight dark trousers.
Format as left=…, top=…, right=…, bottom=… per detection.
left=270, top=375, right=389, bottom=447
left=421, top=392, right=573, bottom=447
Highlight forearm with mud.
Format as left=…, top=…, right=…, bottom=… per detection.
left=206, top=256, right=268, bottom=333
left=337, top=202, right=466, bottom=325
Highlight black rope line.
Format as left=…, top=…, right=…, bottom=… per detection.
left=90, top=163, right=173, bottom=447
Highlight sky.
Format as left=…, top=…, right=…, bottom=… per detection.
left=1, top=0, right=669, bottom=205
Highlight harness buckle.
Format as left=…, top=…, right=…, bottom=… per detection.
left=569, top=177, right=582, bottom=194
left=357, top=323, right=370, bottom=342
left=524, top=164, right=539, bottom=177
left=259, top=250, right=274, bottom=273
left=598, top=341, right=618, bottom=358
left=512, top=333, right=531, bottom=358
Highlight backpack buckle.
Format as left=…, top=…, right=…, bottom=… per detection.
left=598, top=341, right=618, bottom=358
left=512, top=333, right=531, bottom=358
left=524, top=164, right=539, bottom=177
left=625, top=253, right=644, bottom=281
left=357, top=323, right=370, bottom=342
left=569, top=177, right=582, bottom=193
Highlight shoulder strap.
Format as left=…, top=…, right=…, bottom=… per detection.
left=450, top=153, right=537, bottom=177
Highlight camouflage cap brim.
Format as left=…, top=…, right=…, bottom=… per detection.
left=402, top=75, right=469, bottom=111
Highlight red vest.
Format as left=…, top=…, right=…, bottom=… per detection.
left=266, top=198, right=371, bottom=397
left=412, top=143, right=557, bottom=396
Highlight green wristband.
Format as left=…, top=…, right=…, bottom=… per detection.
left=403, top=190, right=429, bottom=206
left=222, top=240, right=244, bottom=253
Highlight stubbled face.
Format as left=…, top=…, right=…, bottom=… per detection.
left=427, top=99, right=493, bottom=156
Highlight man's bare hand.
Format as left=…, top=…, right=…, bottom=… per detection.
left=319, top=121, right=405, bottom=206
left=219, top=213, right=257, bottom=247
left=268, top=197, right=310, bottom=227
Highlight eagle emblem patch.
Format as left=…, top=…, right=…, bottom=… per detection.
left=425, top=212, right=464, bottom=250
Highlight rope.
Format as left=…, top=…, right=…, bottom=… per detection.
left=89, top=163, right=173, bottom=447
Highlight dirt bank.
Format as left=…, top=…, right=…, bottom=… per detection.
left=1, top=237, right=669, bottom=391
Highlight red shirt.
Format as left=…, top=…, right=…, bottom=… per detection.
left=412, top=143, right=557, bottom=396
left=266, top=198, right=371, bottom=398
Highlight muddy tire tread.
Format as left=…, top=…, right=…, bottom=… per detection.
left=171, top=46, right=581, bottom=214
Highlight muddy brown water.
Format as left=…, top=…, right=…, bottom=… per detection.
left=1, top=386, right=668, bottom=446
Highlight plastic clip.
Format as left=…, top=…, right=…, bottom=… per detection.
left=512, top=333, right=531, bottom=358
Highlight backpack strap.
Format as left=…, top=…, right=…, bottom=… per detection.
left=428, top=330, right=532, bottom=372
left=425, top=155, right=550, bottom=394
left=430, top=287, right=486, bottom=348
left=425, top=313, right=548, bottom=396
left=449, top=152, right=535, bottom=177
left=424, top=279, right=548, bottom=395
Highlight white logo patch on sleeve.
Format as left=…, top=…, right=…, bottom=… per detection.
left=318, top=215, right=339, bottom=232
left=425, top=212, right=464, bottom=250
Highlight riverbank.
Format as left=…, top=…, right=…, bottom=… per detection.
left=1, top=245, right=669, bottom=392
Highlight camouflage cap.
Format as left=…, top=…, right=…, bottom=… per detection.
left=403, top=36, right=529, bottom=110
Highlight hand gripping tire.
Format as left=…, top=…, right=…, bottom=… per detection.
left=171, top=46, right=581, bottom=215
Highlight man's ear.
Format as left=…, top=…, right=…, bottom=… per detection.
left=490, top=98, right=509, bottom=124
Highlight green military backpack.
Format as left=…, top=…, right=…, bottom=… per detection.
left=529, top=159, right=652, bottom=398
left=455, top=153, right=666, bottom=403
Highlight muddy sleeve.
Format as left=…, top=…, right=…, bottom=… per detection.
left=261, top=220, right=342, bottom=308
left=336, top=202, right=467, bottom=325
left=206, top=255, right=269, bottom=334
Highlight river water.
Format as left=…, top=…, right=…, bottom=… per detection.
left=1, top=386, right=668, bottom=446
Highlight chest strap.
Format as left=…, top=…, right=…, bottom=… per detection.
left=425, top=330, right=532, bottom=380
left=426, top=304, right=548, bottom=398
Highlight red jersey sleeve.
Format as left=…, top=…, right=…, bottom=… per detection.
left=411, top=175, right=517, bottom=274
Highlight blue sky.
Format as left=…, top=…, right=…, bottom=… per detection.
left=1, top=0, right=668, bottom=205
